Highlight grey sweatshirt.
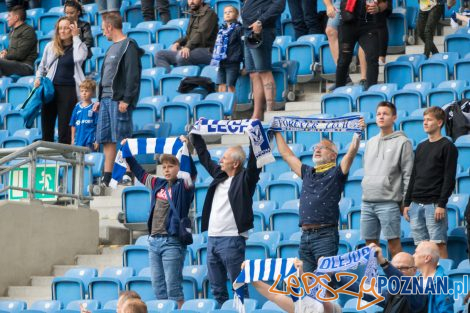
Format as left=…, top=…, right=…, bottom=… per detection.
left=362, top=131, right=414, bottom=203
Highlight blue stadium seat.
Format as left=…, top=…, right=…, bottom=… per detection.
left=293, top=129, right=322, bottom=151
left=281, top=18, right=295, bottom=39
left=5, top=83, right=31, bottom=106
left=171, top=65, right=200, bottom=77
left=319, top=41, right=336, bottom=87
left=172, top=93, right=202, bottom=108
left=272, top=36, right=292, bottom=62
left=429, top=52, right=459, bottom=76
left=271, top=65, right=289, bottom=103
left=419, top=60, right=449, bottom=86
left=234, top=74, right=252, bottom=106
left=26, top=8, right=45, bottom=28
left=264, top=180, right=299, bottom=206
left=132, top=104, right=157, bottom=131
left=141, top=43, right=164, bottom=59
left=400, top=109, right=426, bottom=143
left=156, top=19, right=187, bottom=48
left=125, top=276, right=154, bottom=301
left=247, top=231, right=282, bottom=258
left=280, top=199, right=300, bottom=210
left=438, top=258, right=455, bottom=272
left=214, top=0, right=241, bottom=22
left=122, top=186, right=151, bottom=224
left=356, top=239, right=389, bottom=258
left=458, top=259, right=470, bottom=269
left=39, top=13, right=62, bottom=34
left=457, top=171, right=470, bottom=194
left=122, top=245, right=150, bottom=273
left=389, top=89, right=424, bottom=114
left=89, top=267, right=135, bottom=304
left=321, top=86, right=363, bottom=116
left=52, top=268, right=98, bottom=306
left=142, top=67, right=167, bottom=90
left=261, top=301, right=284, bottom=312
left=66, top=300, right=100, bottom=311
left=29, top=301, right=61, bottom=313
left=222, top=299, right=257, bottom=313
left=138, top=95, right=168, bottom=118
left=159, top=74, right=184, bottom=100
left=427, top=80, right=467, bottom=107
left=286, top=35, right=325, bottom=82
left=85, top=153, right=104, bottom=183
left=384, top=61, right=415, bottom=89
left=253, top=200, right=278, bottom=227
left=386, top=8, right=407, bottom=54
left=0, top=77, right=13, bottom=96
left=146, top=300, right=177, bottom=313
left=454, top=59, right=470, bottom=82
left=269, top=208, right=300, bottom=239
left=444, top=34, right=470, bottom=58
left=344, top=174, right=363, bottom=210
left=128, top=21, right=162, bottom=45
left=401, top=216, right=411, bottom=238
left=356, top=90, right=387, bottom=115
left=396, top=54, right=426, bottom=76
left=0, top=301, right=27, bottom=313
left=277, top=234, right=300, bottom=258
left=124, top=4, right=144, bottom=27
left=448, top=235, right=468, bottom=266
left=183, top=265, right=208, bottom=295
left=17, top=76, right=35, bottom=86
left=4, top=111, right=26, bottom=135
left=160, top=102, right=191, bottom=136
left=263, top=155, right=291, bottom=179
left=200, top=65, right=219, bottom=84
left=204, top=92, right=236, bottom=117
left=456, top=142, right=470, bottom=171
left=339, top=197, right=354, bottom=227
left=194, top=182, right=210, bottom=215
left=339, top=229, right=361, bottom=253
left=135, top=235, right=150, bottom=246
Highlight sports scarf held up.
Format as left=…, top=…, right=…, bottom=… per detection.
left=233, top=258, right=297, bottom=313
left=210, top=22, right=239, bottom=67
left=269, top=115, right=363, bottom=134
left=190, top=118, right=275, bottom=168
left=110, top=138, right=192, bottom=188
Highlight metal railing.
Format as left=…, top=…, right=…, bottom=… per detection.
left=0, top=141, right=94, bottom=207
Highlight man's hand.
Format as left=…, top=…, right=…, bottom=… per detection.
left=293, top=258, right=304, bottom=275
left=92, top=101, right=100, bottom=112
left=121, top=138, right=128, bottom=146
left=0, top=50, right=7, bottom=59
left=170, top=43, right=180, bottom=51
left=366, top=2, right=380, bottom=14
left=359, top=117, right=365, bottom=131
left=403, top=206, right=410, bottom=221
left=179, top=47, right=190, bottom=59
left=369, top=243, right=386, bottom=265
left=435, top=207, right=446, bottom=221
left=326, top=4, right=337, bottom=18
left=34, top=78, right=41, bottom=88
left=249, top=21, right=262, bottom=34
left=70, top=22, right=80, bottom=37
left=93, top=142, right=99, bottom=151
left=179, top=135, right=188, bottom=144
left=118, top=101, right=129, bottom=113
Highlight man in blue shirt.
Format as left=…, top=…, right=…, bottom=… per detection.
left=273, top=120, right=364, bottom=273
left=70, top=79, right=98, bottom=150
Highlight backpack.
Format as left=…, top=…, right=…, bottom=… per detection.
left=444, top=99, right=470, bottom=142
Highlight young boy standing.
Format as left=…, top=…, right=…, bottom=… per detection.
left=70, top=79, right=98, bottom=150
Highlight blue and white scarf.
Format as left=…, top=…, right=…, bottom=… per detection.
left=110, top=138, right=192, bottom=188
left=210, top=22, right=239, bottom=67
left=310, top=246, right=378, bottom=300
left=269, top=115, right=363, bottom=134
left=233, top=258, right=297, bottom=313
left=190, top=118, right=275, bottom=168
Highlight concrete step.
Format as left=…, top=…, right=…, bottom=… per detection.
left=284, top=101, right=321, bottom=112
left=0, top=297, right=48, bottom=308
left=90, top=196, right=122, bottom=210
left=52, top=265, right=81, bottom=277
left=7, top=286, right=51, bottom=299
left=93, top=207, right=121, bottom=220
left=221, top=135, right=250, bottom=145
left=30, top=276, right=54, bottom=287
left=264, top=109, right=320, bottom=121
left=75, top=254, right=122, bottom=270
left=99, top=225, right=130, bottom=246
left=406, top=44, right=444, bottom=54
left=100, top=246, right=124, bottom=255
left=103, top=185, right=130, bottom=198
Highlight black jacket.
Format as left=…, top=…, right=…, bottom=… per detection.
left=77, top=19, right=94, bottom=59
left=6, top=22, right=37, bottom=67
left=241, top=0, right=285, bottom=29
left=190, top=134, right=261, bottom=234
left=98, top=38, right=144, bottom=109
left=220, top=23, right=243, bottom=65
left=176, top=4, right=218, bottom=51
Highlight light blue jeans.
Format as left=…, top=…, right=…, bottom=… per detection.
left=409, top=202, right=448, bottom=245
left=148, top=236, right=186, bottom=301
left=360, top=201, right=401, bottom=240
left=96, top=0, right=122, bottom=13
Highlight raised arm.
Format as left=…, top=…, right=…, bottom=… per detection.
left=274, top=132, right=302, bottom=176
left=189, top=133, right=223, bottom=178
left=340, top=119, right=364, bottom=175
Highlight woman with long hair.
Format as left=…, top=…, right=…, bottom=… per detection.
left=64, top=0, right=94, bottom=58
left=35, top=16, right=88, bottom=144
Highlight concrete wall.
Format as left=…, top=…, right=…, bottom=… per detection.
left=0, top=201, right=99, bottom=296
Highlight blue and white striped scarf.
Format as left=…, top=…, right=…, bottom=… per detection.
left=233, top=258, right=297, bottom=313
left=191, top=118, right=275, bottom=168
left=110, top=138, right=192, bottom=188
left=210, top=22, right=239, bottom=67
left=269, top=115, right=363, bottom=134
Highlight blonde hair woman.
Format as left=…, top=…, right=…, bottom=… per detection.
left=35, top=16, right=87, bottom=144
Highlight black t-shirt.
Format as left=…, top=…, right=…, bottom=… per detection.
left=404, top=137, right=458, bottom=208
left=53, top=45, right=75, bottom=86
left=299, top=165, right=348, bottom=226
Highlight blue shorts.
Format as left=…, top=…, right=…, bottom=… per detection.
left=216, top=63, right=240, bottom=87
left=326, top=0, right=341, bottom=30
left=96, top=98, right=133, bottom=144
left=244, top=28, right=276, bottom=72
left=360, top=201, right=401, bottom=240
left=409, top=202, right=448, bottom=245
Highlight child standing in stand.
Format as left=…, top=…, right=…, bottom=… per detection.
left=70, top=79, right=98, bottom=150
left=211, top=5, right=243, bottom=93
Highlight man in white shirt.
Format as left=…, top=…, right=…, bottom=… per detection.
left=190, top=133, right=261, bottom=305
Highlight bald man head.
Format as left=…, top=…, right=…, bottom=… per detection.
left=414, top=241, right=440, bottom=269
left=391, top=252, right=417, bottom=276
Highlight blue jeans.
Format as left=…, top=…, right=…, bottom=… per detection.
left=360, top=201, right=401, bottom=240
left=216, top=63, right=240, bottom=87
left=96, top=0, right=122, bottom=13
left=148, top=236, right=186, bottom=301
left=409, top=202, right=448, bottom=245
left=96, top=98, right=133, bottom=144
left=299, top=226, right=339, bottom=274
left=244, top=28, right=276, bottom=72
left=207, top=236, right=246, bottom=305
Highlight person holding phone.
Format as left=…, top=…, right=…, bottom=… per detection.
left=35, top=16, right=88, bottom=144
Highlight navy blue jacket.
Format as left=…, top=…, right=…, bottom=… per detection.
left=220, top=23, right=243, bottom=65
left=190, top=134, right=261, bottom=234
left=241, top=0, right=286, bottom=29
left=126, top=156, right=197, bottom=235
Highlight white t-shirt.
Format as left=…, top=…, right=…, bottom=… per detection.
left=208, top=177, right=240, bottom=237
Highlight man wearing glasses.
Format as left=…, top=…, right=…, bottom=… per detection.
left=273, top=119, right=364, bottom=273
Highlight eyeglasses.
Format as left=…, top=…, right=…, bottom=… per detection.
left=396, top=266, right=416, bottom=271
left=313, top=145, right=337, bottom=153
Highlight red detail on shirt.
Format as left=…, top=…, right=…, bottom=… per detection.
left=156, top=187, right=172, bottom=200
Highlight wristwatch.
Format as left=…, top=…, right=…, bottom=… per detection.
left=380, top=259, right=390, bottom=268
left=255, top=20, right=262, bottom=26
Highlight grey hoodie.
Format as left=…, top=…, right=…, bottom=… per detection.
left=362, top=131, right=414, bottom=203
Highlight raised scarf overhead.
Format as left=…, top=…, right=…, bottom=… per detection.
left=190, top=118, right=275, bottom=168
left=269, top=115, right=363, bottom=134
left=110, top=138, right=192, bottom=188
